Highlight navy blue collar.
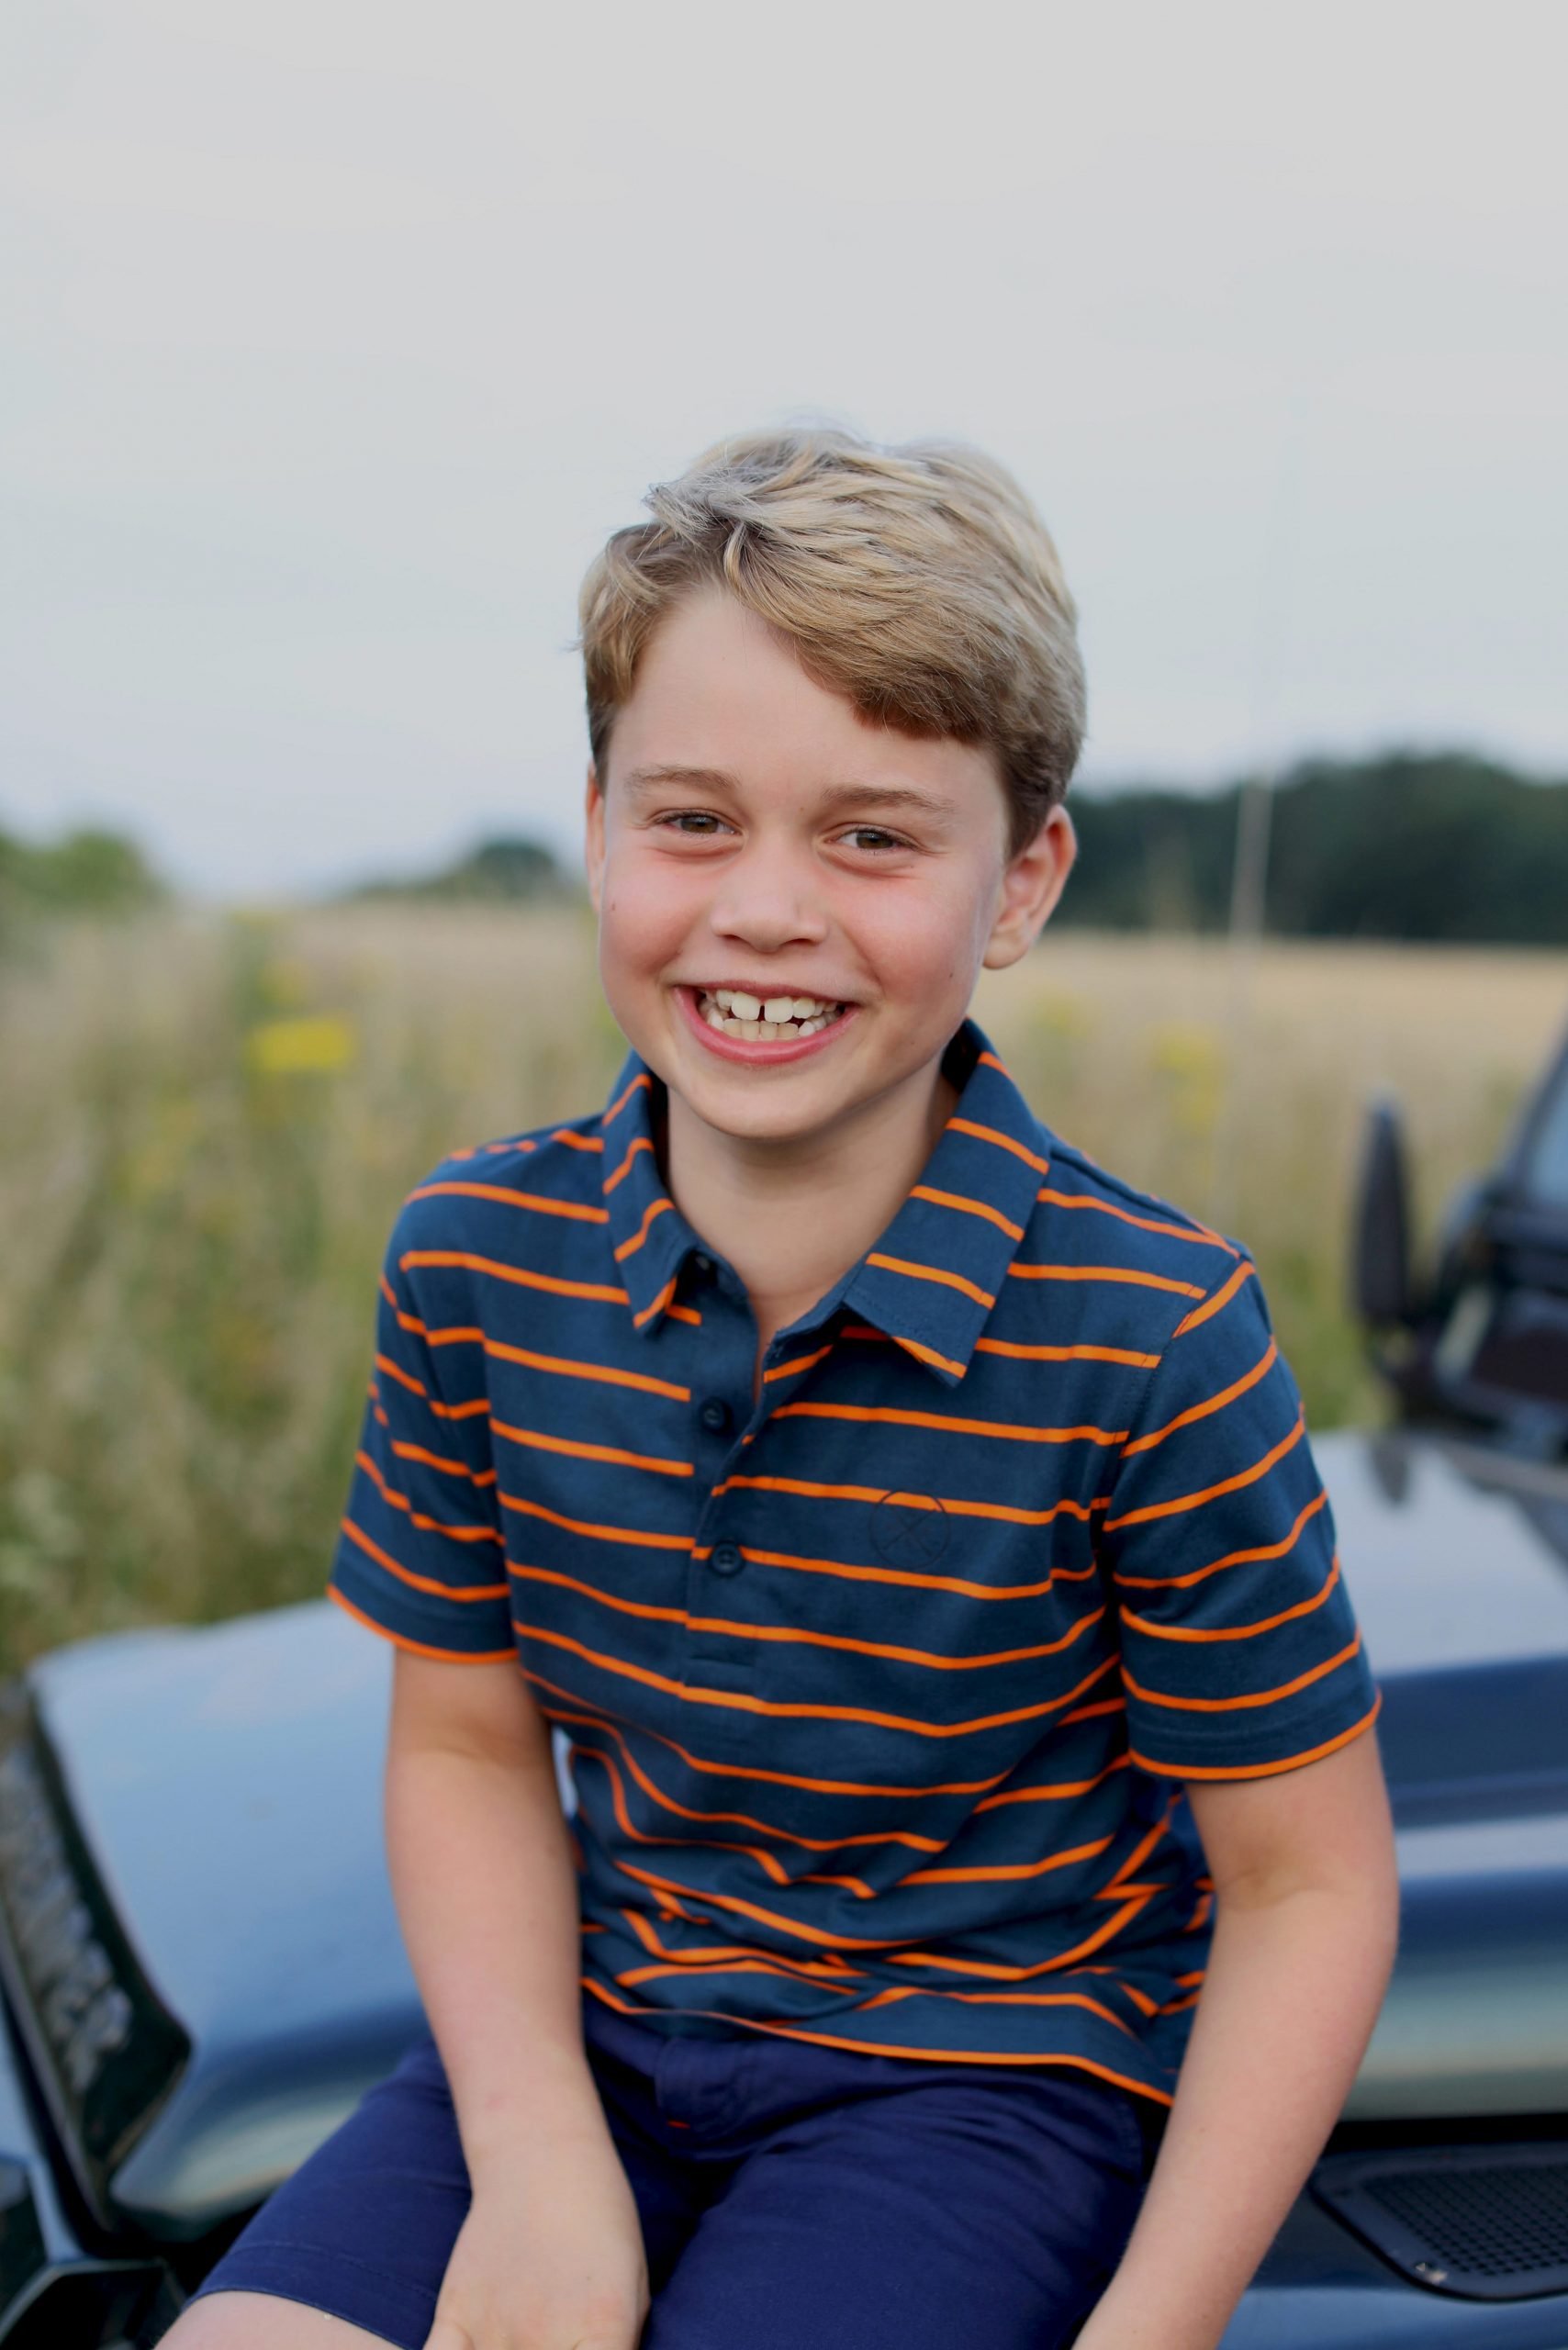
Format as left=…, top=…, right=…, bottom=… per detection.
left=599, top=1017, right=1052, bottom=1387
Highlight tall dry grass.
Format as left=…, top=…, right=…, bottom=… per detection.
left=2, top=905, right=1563, bottom=1673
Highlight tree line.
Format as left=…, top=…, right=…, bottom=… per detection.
left=1060, top=750, right=1567, bottom=944
left=0, top=822, right=164, bottom=923
left=8, top=750, right=1564, bottom=944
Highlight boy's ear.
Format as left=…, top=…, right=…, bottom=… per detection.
left=981, top=806, right=1077, bottom=971
left=583, top=764, right=605, bottom=914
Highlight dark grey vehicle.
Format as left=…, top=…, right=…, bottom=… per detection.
left=4, top=1027, right=1568, bottom=2348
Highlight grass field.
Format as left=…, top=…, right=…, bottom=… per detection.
left=3, top=905, right=1564, bottom=1673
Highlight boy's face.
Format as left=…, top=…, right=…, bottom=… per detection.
left=584, top=587, right=1074, bottom=1155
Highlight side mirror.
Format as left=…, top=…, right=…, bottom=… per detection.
left=1351, top=1095, right=1415, bottom=1328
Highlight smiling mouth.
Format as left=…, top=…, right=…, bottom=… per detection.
left=692, top=986, right=848, bottom=1042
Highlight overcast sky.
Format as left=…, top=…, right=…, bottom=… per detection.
left=3, top=0, right=1565, bottom=897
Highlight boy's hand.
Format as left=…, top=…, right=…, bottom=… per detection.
left=422, top=2124, right=650, bottom=2350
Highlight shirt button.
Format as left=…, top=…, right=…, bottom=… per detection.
left=710, top=1542, right=744, bottom=1576
left=692, top=1252, right=713, bottom=1276
left=699, top=1397, right=732, bottom=1433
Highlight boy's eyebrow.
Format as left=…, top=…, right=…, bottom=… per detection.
left=622, top=766, right=957, bottom=821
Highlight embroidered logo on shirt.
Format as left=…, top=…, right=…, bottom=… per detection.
left=869, top=1490, right=951, bottom=1567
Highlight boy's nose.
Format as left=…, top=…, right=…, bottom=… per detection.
left=706, top=852, right=830, bottom=953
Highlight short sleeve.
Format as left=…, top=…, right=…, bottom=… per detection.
left=327, top=1203, right=515, bottom=1662
left=1101, top=1255, right=1381, bottom=1777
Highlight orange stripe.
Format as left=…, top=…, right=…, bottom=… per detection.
left=667, top=1301, right=702, bottom=1326
left=909, top=1185, right=1025, bottom=1241
left=1172, top=1259, right=1256, bottom=1337
left=773, top=1400, right=1125, bottom=1447
left=562, top=1719, right=942, bottom=1854
left=974, top=1336, right=1161, bottom=1369
left=372, top=1350, right=487, bottom=1423
left=947, top=1117, right=1050, bottom=1173
left=1127, top=1691, right=1382, bottom=1778
left=1009, top=1261, right=1205, bottom=1298
left=355, top=1451, right=501, bottom=1542
left=1122, top=1633, right=1363, bottom=1714
left=1095, top=1801, right=1175, bottom=1897
left=498, top=1491, right=692, bottom=1550
left=1105, top=1409, right=1305, bottom=1530
left=327, top=1584, right=514, bottom=1662
left=408, top=1317, right=483, bottom=1348
left=378, top=1271, right=398, bottom=1311
left=399, top=1248, right=625, bottom=1306
left=522, top=1660, right=1114, bottom=1798
left=339, top=1515, right=510, bottom=1601
left=894, top=1334, right=969, bottom=1378
left=614, top=1196, right=673, bottom=1261
left=763, top=1340, right=835, bottom=1382
left=408, top=1181, right=608, bottom=1225
left=478, top=1335, right=689, bottom=1401
left=1114, top=1487, right=1329, bottom=1592
left=977, top=1050, right=1010, bottom=1074
left=551, top=1127, right=603, bottom=1152
left=491, top=1418, right=692, bottom=1478
left=975, top=1754, right=1131, bottom=1811
left=885, top=1888, right=1158, bottom=1980
left=374, top=1349, right=426, bottom=1399
left=511, top=1558, right=1103, bottom=1672
left=517, top=1625, right=1120, bottom=1740
left=1036, top=1189, right=1238, bottom=1254
left=580, top=1980, right=1172, bottom=2101
left=864, top=1252, right=994, bottom=1308
left=603, top=1134, right=655, bottom=1193
left=387, top=1438, right=497, bottom=1488
left=1121, top=1339, right=1277, bottom=1458
left=603, top=1070, right=653, bottom=1125
left=902, top=1831, right=1114, bottom=1886
left=609, top=1857, right=898, bottom=1951
left=1122, top=1555, right=1343, bottom=1643
left=853, top=1984, right=1135, bottom=2035
left=575, top=1743, right=810, bottom=1891
left=700, top=1539, right=1098, bottom=1605
left=619, top=1908, right=868, bottom=1976
left=633, top=1275, right=679, bottom=1329
left=1059, top=1695, right=1126, bottom=1727
left=717, top=1471, right=1106, bottom=1530
left=617, top=1959, right=836, bottom=1988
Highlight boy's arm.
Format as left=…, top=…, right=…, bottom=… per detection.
left=384, top=1648, right=610, bottom=2172
left=385, top=1651, right=650, bottom=2348
left=1074, top=1723, right=1400, bottom=2350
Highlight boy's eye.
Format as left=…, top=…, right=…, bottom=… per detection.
left=658, top=810, right=731, bottom=835
left=840, top=825, right=910, bottom=854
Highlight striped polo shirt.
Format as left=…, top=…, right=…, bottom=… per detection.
left=329, top=1014, right=1381, bottom=2109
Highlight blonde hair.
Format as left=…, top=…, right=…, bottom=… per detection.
left=577, top=427, right=1086, bottom=856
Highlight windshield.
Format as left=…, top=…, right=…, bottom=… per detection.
left=1521, top=1051, right=1568, bottom=1209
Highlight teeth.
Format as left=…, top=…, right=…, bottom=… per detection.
left=697, top=986, right=847, bottom=1045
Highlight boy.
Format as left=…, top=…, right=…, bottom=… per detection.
left=175, top=429, right=1399, bottom=2350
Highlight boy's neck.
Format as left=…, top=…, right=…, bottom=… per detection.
left=658, top=1051, right=959, bottom=1337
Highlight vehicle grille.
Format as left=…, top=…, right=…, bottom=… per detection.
left=1314, top=2143, right=1568, bottom=2300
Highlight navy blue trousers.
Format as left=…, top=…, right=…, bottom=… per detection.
left=190, top=1996, right=1159, bottom=2348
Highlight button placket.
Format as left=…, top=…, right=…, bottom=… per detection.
left=685, top=1277, right=757, bottom=1646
